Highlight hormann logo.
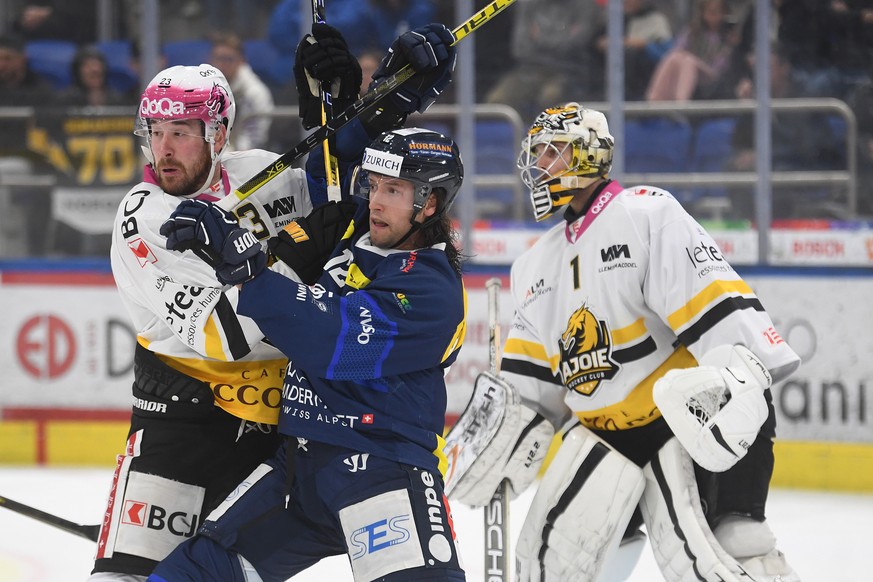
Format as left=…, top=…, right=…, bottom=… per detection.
left=409, top=142, right=453, bottom=153
left=362, top=149, right=403, bottom=177
left=140, top=97, right=185, bottom=117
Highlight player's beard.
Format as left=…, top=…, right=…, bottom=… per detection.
left=155, top=151, right=213, bottom=197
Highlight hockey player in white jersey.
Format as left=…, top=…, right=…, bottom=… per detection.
left=445, top=103, right=801, bottom=582
left=90, top=21, right=457, bottom=581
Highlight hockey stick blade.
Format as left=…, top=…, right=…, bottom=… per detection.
left=0, top=494, right=100, bottom=542
left=218, top=0, right=518, bottom=212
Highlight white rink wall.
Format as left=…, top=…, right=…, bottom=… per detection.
left=0, top=269, right=872, bottom=490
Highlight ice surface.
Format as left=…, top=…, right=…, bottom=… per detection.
left=0, top=466, right=869, bottom=581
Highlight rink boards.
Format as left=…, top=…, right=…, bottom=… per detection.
left=0, top=266, right=871, bottom=492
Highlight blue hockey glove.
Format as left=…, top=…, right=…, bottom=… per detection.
left=160, top=200, right=267, bottom=286
left=294, top=22, right=362, bottom=129
left=363, top=23, right=456, bottom=134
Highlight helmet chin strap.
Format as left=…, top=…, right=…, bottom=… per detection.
left=392, top=207, right=426, bottom=249
left=558, top=174, right=599, bottom=192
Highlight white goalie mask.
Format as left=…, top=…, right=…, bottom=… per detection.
left=518, top=102, right=614, bottom=221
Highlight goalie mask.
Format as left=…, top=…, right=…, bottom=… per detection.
left=518, top=102, right=614, bottom=221
left=356, top=127, right=464, bottom=225
left=134, top=64, right=236, bottom=194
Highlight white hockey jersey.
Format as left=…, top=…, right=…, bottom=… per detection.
left=110, top=150, right=313, bottom=424
left=501, top=181, right=800, bottom=432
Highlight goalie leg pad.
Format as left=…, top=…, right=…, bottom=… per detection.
left=444, top=372, right=554, bottom=507
left=515, top=424, right=645, bottom=582
left=640, top=438, right=755, bottom=582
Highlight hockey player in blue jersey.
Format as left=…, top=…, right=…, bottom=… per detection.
left=149, top=127, right=468, bottom=581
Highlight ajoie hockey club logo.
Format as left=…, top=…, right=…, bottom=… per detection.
left=558, top=304, right=619, bottom=396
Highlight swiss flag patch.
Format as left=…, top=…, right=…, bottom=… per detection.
left=128, top=237, right=158, bottom=267
left=362, top=414, right=374, bottom=424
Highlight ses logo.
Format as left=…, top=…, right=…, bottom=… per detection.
left=348, top=514, right=412, bottom=559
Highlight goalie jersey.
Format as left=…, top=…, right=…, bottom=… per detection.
left=110, top=150, right=314, bottom=425
left=237, top=199, right=467, bottom=475
left=502, top=180, right=800, bottom=431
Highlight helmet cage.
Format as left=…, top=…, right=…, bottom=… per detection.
left=518, top=103, right=614, bottom=221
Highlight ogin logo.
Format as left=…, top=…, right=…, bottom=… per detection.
left=358, top=307, right=375, bottom=344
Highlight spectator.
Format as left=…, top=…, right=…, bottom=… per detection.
left=358, top=48, right=383, bottom=96
left=729, top=44, right=844, bottom=219
left=485, top=0, right=603, bottom=121
left=210, top=31, right=275, bottom=151
left=56, top=46, right=130, bottom=107
left=268, top=0, right=436, bottom=85
left=0, top=33, right=54, bottom=106
left=778, top=0, right=873, bottom=99
left=592, top=0, right=673, bottom=101
left=645, top=0, right=739, bottom=101
left=13, top=0, right=99, bottom=44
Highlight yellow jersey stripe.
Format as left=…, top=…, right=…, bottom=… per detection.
left=667, top=279, right=753, bottom=330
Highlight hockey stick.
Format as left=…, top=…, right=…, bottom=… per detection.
left=310, top=0, right=342, bottom=202
left=484, top=277, right=511, bottom=582
left=0, top=494, right=99, bottom=542
left=217, top=0, right=518, bottom=213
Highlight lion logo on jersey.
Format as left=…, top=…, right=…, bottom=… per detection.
left=558, top=304, right=619, bottom=396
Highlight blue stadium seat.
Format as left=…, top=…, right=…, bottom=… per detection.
left=689, top=117, right=737, bottom=201
left=624, top=118, right=693, bottom=173
left=244, top=39, right=287, bottom=89
left=25, top=39, right=78, bottom=88
left=162, top=39, right=212, bottom=67
left=691, top=117, right=737, bottom=172
left=94, top=40, right=138, bottom=94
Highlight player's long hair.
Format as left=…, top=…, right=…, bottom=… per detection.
left=417, top=187, right=464, bottom=277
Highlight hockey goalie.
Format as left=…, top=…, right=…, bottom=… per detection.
left=443, top=102, right=803, bottom=582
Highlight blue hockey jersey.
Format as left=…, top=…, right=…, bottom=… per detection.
left=237, top=201, right=467, bottom=476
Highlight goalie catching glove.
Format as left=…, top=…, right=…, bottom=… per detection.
left=268, top=200, right=357, bottom=285
left=443, top=372, right=555, bottom=508
left=161, top=199, right=267, bottom=286
left=653, top=344, right=771, bottom=473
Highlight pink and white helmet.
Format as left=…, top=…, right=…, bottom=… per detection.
left=134, top=64, right=236, bottom=193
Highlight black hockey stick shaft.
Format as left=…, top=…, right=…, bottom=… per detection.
left=311, top=0, right=342, bottom=201
left=484, top=277, right=511, bottom=582
left=0, top=494, right=100, bottom=542
left=217, top=0, right=518, bottom=212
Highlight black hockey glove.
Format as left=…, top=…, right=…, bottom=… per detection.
left=362, top=23, right=456, bottom=135
left=294, top=22, right=363, bottom=129
left=268, top=199, right=357, bottom=285
left=161, top=199, right=267, bottom=286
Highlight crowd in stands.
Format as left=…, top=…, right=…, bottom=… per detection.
left=1, top=0, right=873, bottom=252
